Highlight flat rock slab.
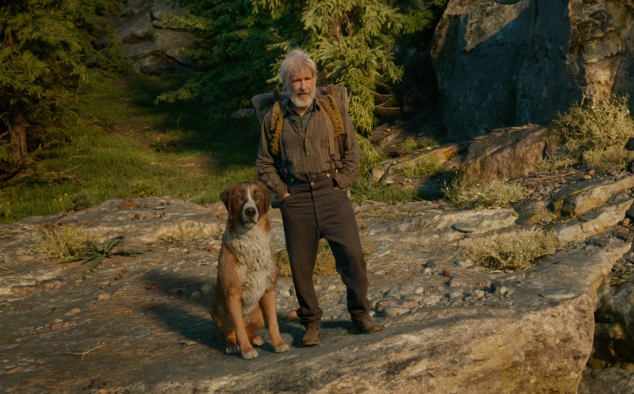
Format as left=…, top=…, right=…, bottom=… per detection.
left=0, top=198, right=630, bottom=392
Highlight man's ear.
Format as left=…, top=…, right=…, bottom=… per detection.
left=219, top=187, right=231, bottom=212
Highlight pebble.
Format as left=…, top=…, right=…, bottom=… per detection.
left=414, top=286, right=425, bottom=294
left=424, top=268, right=432, bottom=274
left=499, top=286, right=508, bottom=295
left=50, top=320, right=77, bottom=330
left=200, top=283, right=213, bottom=294
left=402, top=294, right=423, bottom=303
left=454, top=259, right=474, bottom=267
left=65, top=308, right=81, bottom=316
left=97, top=293, right=111, bottom=301
left=130, top=327, right=150, bottom=338
left=449, top=290, right=464, bottom=299
left=442, top=269, right=452, bottom=277
left=327, top=285, right=336, bottom=291
left=382, top=305, right=409, bottom=317
left=474, top=289, right=485, bottom=298
left=375, top=299, right=400, bottom=312
left=419, top=296, right=441, bottom=306
left=423, top=260, right=437, bottom=269
left=449, top=277, right=466, bottom=288
left=399, top=300, right=419, bottom=309
left=539, top=289, right=575, bottom=300
left=451, top=223, right=477, bottom=233
left=286, top=310, right=298, bottom=322
left=190, top=291, right=201, bottom=298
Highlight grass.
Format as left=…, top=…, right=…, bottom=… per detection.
left=463, top=229, right=561, bottom=270
left=31, top=225, right=96, bottom=261
left=546, top=94, right=634, bottom=172
left=402, top=155, right=443, bottom=178
left=444, top=177, right=524, bottom=209
left=0, top=72, right=259, bottom=223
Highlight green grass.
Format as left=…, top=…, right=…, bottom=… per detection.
left=0, top=72, right=259, bottom=223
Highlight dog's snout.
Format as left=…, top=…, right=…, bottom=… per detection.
left=245, top=207, right=256, bottom=217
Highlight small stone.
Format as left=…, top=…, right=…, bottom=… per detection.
left=10, top=285, right=38, bottom=295
left=327, top=285, right=336, bottom=291
left=454, top=258, right=474, bottom=267
left=191, top=291, right=201, bottom=298
left=451, top=223, right=477, bottom=233
left=539, top=289, right=575, bottom=300
left=360, top=224, right=367, bottom=229
left=399, top=300, right=419, bottom=309
left=449, top=290, right=464, bottom=299
left=499, top=286, right=508, bottom=295
left=414, top=286, right=425, bottom=295
left=97, top=293, right=111, bottom=301
left=589, top=169, right=596, bottom=176
left=623, top=217, right=631, bottom=226
left=474, top=289, right=485, bottom=298
left=583, top=175, right=592, bottom=180
left=200, top=283, right=213, bottom=294
left=419, top=296, right=441, bottom=306
left=375, top=298, right=400, bottom=312
left=382, top=305, right=409, bottom=317
left=315, top=277, right=321, bottom=284
left=442, top=269, right=452, bottom=277
left=130, top=327, right=150, bottom=338
left=65, top=308, right=81, bottom=316
left=449, top=277, right=466, bottom=288
left=423, top=260, right=437, bottom=269
left=286, top=310, right=298, bottom=322
left=50, top=321, right=77, bottom=330
left=424, top=268, right=432, bottom=274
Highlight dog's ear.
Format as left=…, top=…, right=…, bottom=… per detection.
left=219, top=187, right=231, bottom=212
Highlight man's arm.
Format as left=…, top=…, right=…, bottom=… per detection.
left=333, top=100, right=360, bottom=189
left=256, top=115, right=289, bottom=199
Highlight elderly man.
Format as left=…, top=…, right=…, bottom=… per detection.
left=256, top=49, right=382, bottom=346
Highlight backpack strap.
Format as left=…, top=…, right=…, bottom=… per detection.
left=318, top=93, right=345, bottom=159
left=269, top=90, right=283, bottom=169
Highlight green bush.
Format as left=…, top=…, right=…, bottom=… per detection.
left=402, top=155, right=442, bottom=178
left=444, top=177, right=523, bottom=209
left=551, top=95, right=634, bottom=171
left=463, top=229, right=561, bottom=270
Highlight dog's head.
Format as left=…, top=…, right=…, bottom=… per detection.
left=219, top=182, right=271, bottom=233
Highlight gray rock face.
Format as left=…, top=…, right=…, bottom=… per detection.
left=431, top=0, right=634, bottom=134
left=579, top=368, right=634, bottom=394
left=107, top=0, right=195, bottom=73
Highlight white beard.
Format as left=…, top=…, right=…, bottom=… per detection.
left=289, top=88, right=316, bottom=109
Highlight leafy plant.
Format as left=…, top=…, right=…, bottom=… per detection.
left=464, top=229, right=561, bottom=270
left=62, top=236, right=142, bottom=271
left=444, top=177, right=524, bottom=209
left=550, top=95, right=634, bottom=171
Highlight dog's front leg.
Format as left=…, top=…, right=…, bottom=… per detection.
left=260, top=288, right=290, bottom=353
left=226, top=291, right=258, bottom=360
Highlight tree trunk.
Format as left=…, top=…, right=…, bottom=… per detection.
left=9, top=108, right=27, bottom=167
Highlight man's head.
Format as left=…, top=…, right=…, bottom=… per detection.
left=280, top=49, right=317, bottom=109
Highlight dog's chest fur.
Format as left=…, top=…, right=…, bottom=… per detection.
left=223, top=225, right=275, bottom=317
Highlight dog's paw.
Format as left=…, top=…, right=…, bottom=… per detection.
left=273, top=342, right=290, bottom=353
left=226, top=344, right=240, bottom=354
left=241, top=348, right=259, bottom=360
left=251, top=335, right=264, bottom=346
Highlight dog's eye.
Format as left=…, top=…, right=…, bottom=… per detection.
left=254, top=195, right=261, bottom=201
left=236, top=195, right=243, bottom=200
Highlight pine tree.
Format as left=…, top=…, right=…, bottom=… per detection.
left=0, top=0, right=122, bottom=181
left=167, top=0, right=445, bottom=135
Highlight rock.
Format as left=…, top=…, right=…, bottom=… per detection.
left=414, top=286, right=425, bottom=295
left=65, top=308, right=81, bottom=316
left=122, top=42, right=162, bottom=60
left=10, top=285, right=38, bottom=295
left=121, top=0, right=153, bottom=16
left=442, top=268, right=452, bottom=277
left=552, top=175, right=634, bottom=217
left=553, top=198, right=633, bottom=243
left=474, top=289, right=485, bottom=298
left=37, top=279, right=65, bottom=291
left=151, top=1, right=187, bottom=21
left=459, top=125, right=560, bottom=183
left=50, top=320, right=77, bottom=330
left=453, top=258, right=473, bottom=267
left=451, top=222, right=477, bottom=233
left=200, top=283, right=213, bottom=295
left=286, top=310, right=298, bottom=322
left=539, top=289, right=576, bottom=300
left=593, top=281, right=634, bottom=365
left=423, top=260, right=437, bottom=269
left=97, top=293, right=111, bottom=301
left=381, top=305, right=409, bottom=317
left=449, top=290, right=464, bottom=299
left=151, top=29, right=193, bottom=65
left=419, top=295, right=441, bottom=306
left=514, top=200, right=551, bottom=225
left=449, top=277, right=466, bottom=288
left=579, top=368, right=634, bottom=394
left=431, top=0, right=634, bottom=134
left=372, top=144, right=464, bottom=183
left=115, top=12, right=154, bottom=43
left=129, top=327, right=150, bottom=338
left=375, top=298, right=400, bottom=313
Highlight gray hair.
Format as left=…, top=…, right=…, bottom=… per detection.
left=280, top=49, right=317, bottom=92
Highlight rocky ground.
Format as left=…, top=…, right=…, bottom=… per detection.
left=1, top=166, right=634, bottom=392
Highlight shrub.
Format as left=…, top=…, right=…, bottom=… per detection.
left=403, top=136, right=418, bottom=153
left=402, top=155, right=442, bottom=178
left=463, top=229, right=561, bottom=270
left=553, top=95, right=634, bottom=171
left=31, top=226, right=96, bottom=261
left=444, top=177, right=523, bottom=209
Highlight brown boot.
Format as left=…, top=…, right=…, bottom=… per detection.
left=302, top=326, right=320, bottom=346
left=353, top=316, right=383, bottom=334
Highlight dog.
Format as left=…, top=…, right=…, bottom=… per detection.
left=211, top=182, right=290, bottom=359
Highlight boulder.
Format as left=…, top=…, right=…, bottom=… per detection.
left=592, top=280, right=634, bottom=366
left=579, top=368, right=634, bottom=394
left=114, top=11, right=155, bottom=43
left=431, top=0, right=634, bottom=134
left=459, top=124, right=560, bottom=183
left=121, top=0, right=154, bottom=17
left=151, top=29, right=193, bottom=65
left=551, top=174, right=634, bottom=217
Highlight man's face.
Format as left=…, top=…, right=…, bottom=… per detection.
left=288, top=67, right=316, bottom=109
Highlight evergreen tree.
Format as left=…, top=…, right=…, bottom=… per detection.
left=0, top=0, right=122, bottom=180
left=166, top=0, right=446, bottom=135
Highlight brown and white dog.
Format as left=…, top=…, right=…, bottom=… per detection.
left=211, top=182, right=289, bottom=359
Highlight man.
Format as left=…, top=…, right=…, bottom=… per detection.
left=256, top=49, right=382, bottom=346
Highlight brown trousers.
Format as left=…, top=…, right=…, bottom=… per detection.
left=280, top=174, right=369, bottom=328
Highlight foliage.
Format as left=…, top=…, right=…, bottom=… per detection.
left=0, top=0, right=124, bottom=170
left=166, top=0, right=446, bottom=134
left=62, top=236, right=143, bottom=271
left=71, top=191, right=94, bottom=211
left=463, top=229, right=561, bottom=270
left=403, top=136, right=418, bottom=152
left=0, top=73, right=259, bottom=224
left=444, top=177, right=524, bottom=209
left=31, top=225, right=97, bottom=261
left=402, top=155, right=442, bottom=178
left=551, top=95, right=634, bottom=171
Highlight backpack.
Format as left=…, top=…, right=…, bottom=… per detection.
left=251, top=85, right=349, bottom=165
